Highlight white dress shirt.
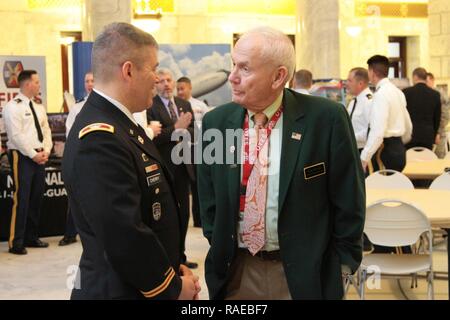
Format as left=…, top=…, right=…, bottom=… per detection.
left=2, top=92, right=52, bottom=159
left=65, top=96, right=87, bottom=137
left=159, top=95, right=179, bottom=119
left=93, top=89, right=154, bottom=139
left=347, top=87, right=373, bottom=149
left=294, top=88, right=311, bottom=95
left=360, top=78, right=412, bottom=162
left=133, top=110, right=154, bottom=140
left=188, top=97, right=209, bottom=124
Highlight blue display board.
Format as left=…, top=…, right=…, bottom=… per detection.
left=72, top=42, right=93, bottom=101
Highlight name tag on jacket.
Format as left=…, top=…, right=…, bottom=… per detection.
left=304, top=162, right=326, bottom=180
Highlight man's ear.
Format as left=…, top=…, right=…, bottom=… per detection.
left=121, top=61, right=133, bottom=81
left=272, top=66, right=289, bottom=90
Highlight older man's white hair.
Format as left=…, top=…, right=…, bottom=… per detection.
left=156, top=68, right=174, bottom=78
left=239, top=26, right=296, bottom=83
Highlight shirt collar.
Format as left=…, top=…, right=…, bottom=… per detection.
left=356, top=87, right=372, bottom=100
left=93, top=88, right=137, bottom=125
left=376, top=78, right=390, bottom=91
left=17, top=92, right=31, bottom=105
left=159, top=95, right=174, bottom=108
left=248, top=91, right=284, bottom=121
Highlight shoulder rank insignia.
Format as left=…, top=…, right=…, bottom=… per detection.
left=79, top=123, right=115, bottom=139
left=366, top=93, right=373, bottom=99
left=14, top=98, right=22, bottom=103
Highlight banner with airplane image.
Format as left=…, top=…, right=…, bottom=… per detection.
left=158, top=44, right=232, bottom=108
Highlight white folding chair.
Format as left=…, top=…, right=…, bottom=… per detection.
left=365, top=169, right=414, bottom=189
left=429, top=172, right=450, bottom=190
left=428, top=173, right=449, bottom=255
left=359, top=200, right=434, bottom=300
left=406, top=147, right=438, bottom=161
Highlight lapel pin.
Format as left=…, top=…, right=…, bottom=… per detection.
left=138, top=136, right=144, bottom=144
left=129, top=129, right=134, bottom=135
left=291, top=132, right=302, bottom=141
left=142, top=153, right=149, bottom=162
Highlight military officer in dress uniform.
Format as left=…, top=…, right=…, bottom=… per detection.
left=62, top=22, right=200, bottom=300
left=2, top=70, right=53, bottom=254
left=345, top=67, right=373, bottom=154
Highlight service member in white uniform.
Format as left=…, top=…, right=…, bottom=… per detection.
left=345, top=67, right=373, bottom=152
left=176, top=76, right=209, bottom=125
left=361, top=55, right=412, bottom=173
left=176, top=76, right=208, bottom=228
left=59, top=71, right=94, bottom=247
left=2, top=70, right=53, bottom=254
left=65, top=71, right=94, bottom=135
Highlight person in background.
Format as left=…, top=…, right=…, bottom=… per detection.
left=59, top=71, right=94, bottom=246
left=147, top=69, right=198, bottom=269
left=360, top=55, right=412, bottom=173
left=176, top=76, right=208, bottom=228
left=176, top=77, right=209, bottom=125
left=403, top=68, right=441, bottom=151
left=293, top=69, right=313, bottom=95
left=345, top=67, right=373, bottom=153
left=427, top=72, right=450, bottom=158
left=2, top=70, right=53, bottom=255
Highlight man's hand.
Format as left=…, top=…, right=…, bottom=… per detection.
left=179, top=264, right=201, bottom=300
left=149, top=122, right=162, bottom=137
left=174, top=112, right=192, bottom=130
left=178, top=274, right=200, bottom=300
left=33, top=151, right=47, bottom=165
left=361, top=160, right=368, bottom=172
left=435, top=134, right=441, bottom=146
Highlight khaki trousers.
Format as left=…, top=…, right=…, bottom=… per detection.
left=225, top=250, right=292, bottom=300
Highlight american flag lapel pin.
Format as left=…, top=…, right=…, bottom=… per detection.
left=291, top=132, right=302, bottom=141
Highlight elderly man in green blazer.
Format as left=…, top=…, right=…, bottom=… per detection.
left=198, top=27, right=365, bottom=300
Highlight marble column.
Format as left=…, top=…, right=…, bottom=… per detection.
left=295, top=0, right=340, bottom=78
left=82, top=0, right=132, bottom=41
left=428, top=0, right=450, bottom=91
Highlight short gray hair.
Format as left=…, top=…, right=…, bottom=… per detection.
left=92, top=22, right=158, bottom=82
left=239, top=26, right=296, bottom=83
left=350, top=67, right=369, bottom=84
left=156, top=68, right=173, bottom=78
left=294, top=69, right=313, bottom=88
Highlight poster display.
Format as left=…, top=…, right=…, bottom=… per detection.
left=158, top=44, right=232, bottom=107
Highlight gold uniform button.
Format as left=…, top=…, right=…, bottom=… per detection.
left=155, top=188, right=160, bottom=194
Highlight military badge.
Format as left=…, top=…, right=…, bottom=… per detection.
left=152, top=203, right=162, bottom=221
left=79, top=123, right=114, bottom=139
left=138, top=135, right=144, bottom=144
left=145, top=164, right=159, bottom=173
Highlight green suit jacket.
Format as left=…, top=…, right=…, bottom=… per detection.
left=198, top=89, right=365, bottom=300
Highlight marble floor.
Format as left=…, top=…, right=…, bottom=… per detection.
left=0, top=224, right=448, bottom=300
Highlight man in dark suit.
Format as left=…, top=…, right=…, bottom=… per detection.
left=147, top=69, right=198, bottom=269
left=62, top=22, right=199, bottom=300
left=403, top=67, right=441, bottom=150
left=198, top=27, right=365, bottom=299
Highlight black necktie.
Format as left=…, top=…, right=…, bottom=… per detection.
left=29, top=101, right=43, bottom=142
left=349, top=98, right=357, bottom=120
